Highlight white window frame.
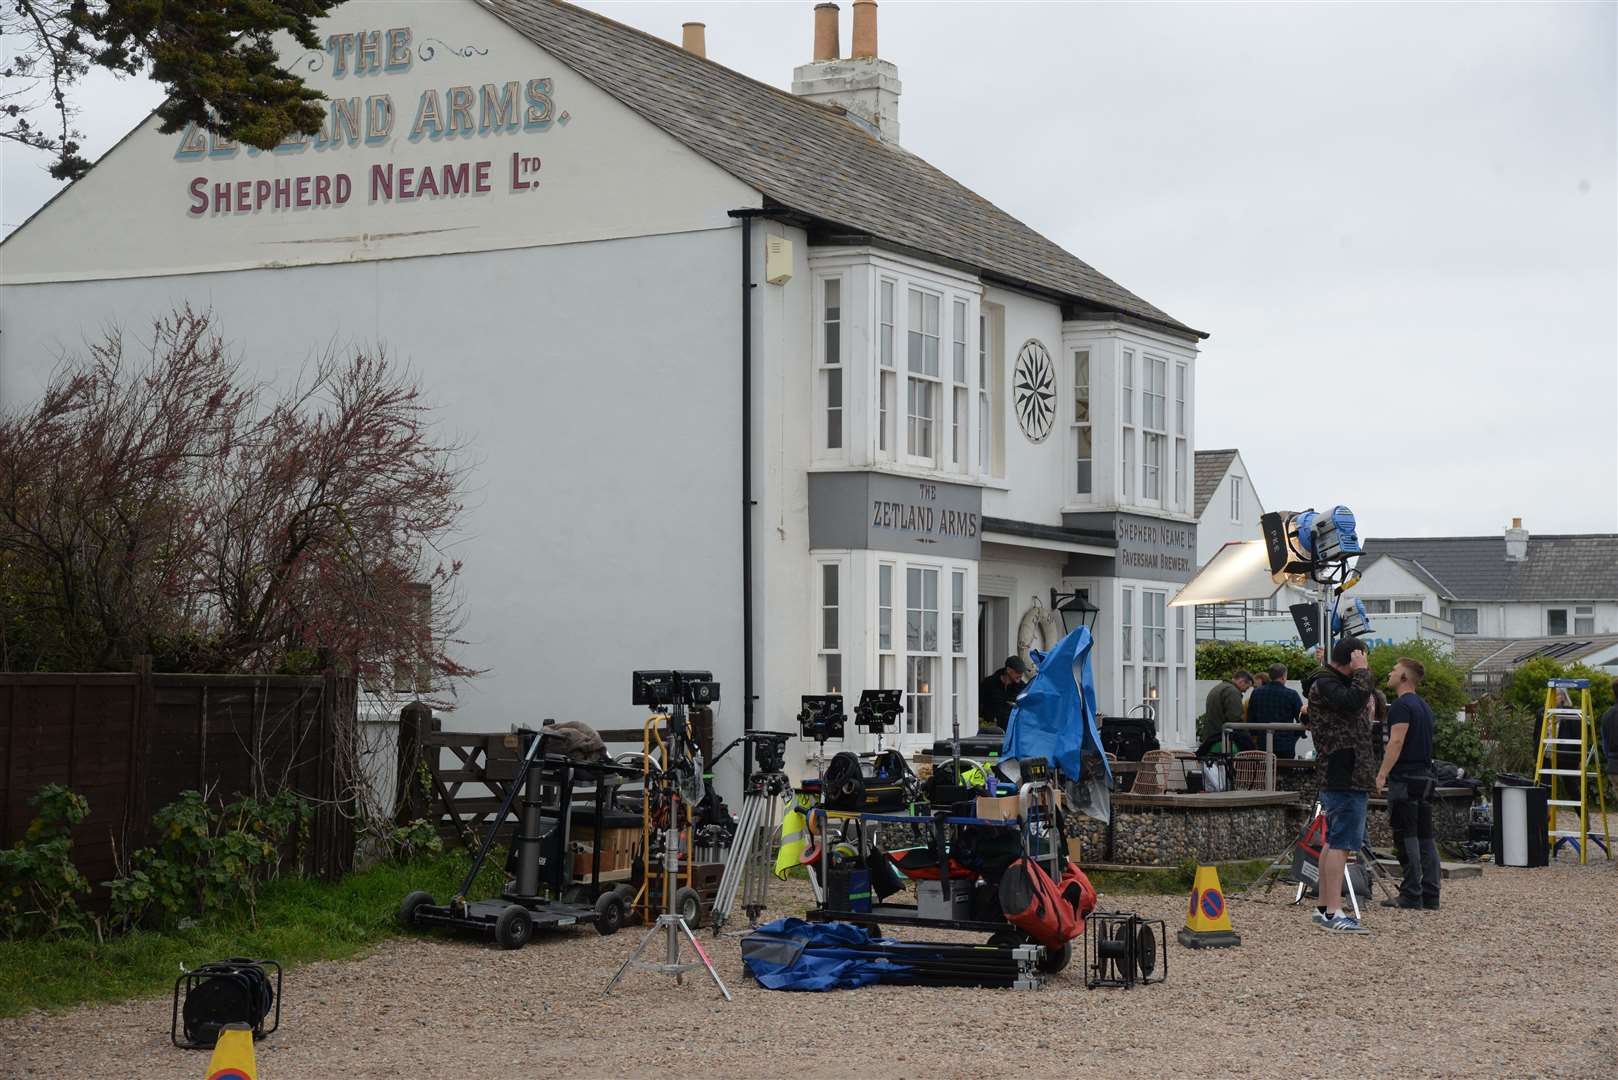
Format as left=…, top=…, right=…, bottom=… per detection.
left=1574, top=606, right=1595, bottom=635
left=950, top=569, right=967, bottom=734
left=904, top=563, right=941, bottom=740
left=877, top=277, right=897, bottom=460
left=1393, top=599, right=1424, bottom=614
left=906, top=287, right=943, bottom=466
left=1547, top=607, right=1569, bottom=636
left=815, top=273, right=846, bottom=458
left=1174, top=361, right=1189, bottom=512
left=817, top=559, right=846, bottom=692
left=1120, top=349, right=1135, bottom=500
left=1230, top=474, right=1242, bottom=523
left=1142, top=356, right=1166, bottom=504
left=950, top=299, right=969, bottom=472
left=1072, top=348, right=1092, bottom=496
left=1452, top=607, right=1478, bottom=635
left=978, top=313, right=991, bottom=474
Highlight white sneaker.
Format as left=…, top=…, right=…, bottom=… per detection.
left=1319, top=913, right=1369, bottom=934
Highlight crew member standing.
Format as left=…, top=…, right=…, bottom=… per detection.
left=1247, top=663, right=1304, bottom=757
left=1375, top=658, right=1440, bottom=910
left=978, top=656, right=1028, bottom=735
left=1303, top=637, right=1374, bottom=934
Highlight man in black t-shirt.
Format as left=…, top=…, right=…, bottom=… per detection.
left=1374, top=657, right=1440, bottom=910
left=978, top=656, right=1028, bottom=735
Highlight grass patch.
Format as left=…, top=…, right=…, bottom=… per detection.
left=1088, top=858, right=1274, bottom=896
left=0, top=851, right=502, bottom=1019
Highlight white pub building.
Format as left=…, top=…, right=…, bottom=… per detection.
left=0, top=0, right=1208, bottom=788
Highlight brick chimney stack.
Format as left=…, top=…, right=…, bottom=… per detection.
left=791, top=1, right=902, bottom=143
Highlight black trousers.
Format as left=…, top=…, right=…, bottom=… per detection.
left=1387, top=778, right=1440, bottom=905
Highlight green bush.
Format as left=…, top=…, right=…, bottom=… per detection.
left=1502, top=657, right=1616, bottom=717
left=1195, top=640, right=1317, bottom=682
left=1470, top=696, right=1541, bottom=781
left=0, top=785, right=90, bottom=939
left=108, top=790, right=313, bottom=931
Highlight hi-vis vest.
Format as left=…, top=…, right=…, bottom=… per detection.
left=774, top=794, right=815, bottom=879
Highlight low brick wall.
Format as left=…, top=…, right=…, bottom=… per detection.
left=1069, top=791, right=1308, bottom=866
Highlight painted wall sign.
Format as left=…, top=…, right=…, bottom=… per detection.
left=810, top=472, right=983, bottom=560
left=176, top=25, right=564, bottom=218
left=1065, top=511, right=1197, bottom=583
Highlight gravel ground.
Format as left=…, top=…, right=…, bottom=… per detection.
left=2, top=854, right=1614, bottom=1080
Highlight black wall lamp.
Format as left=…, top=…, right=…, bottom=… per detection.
left=1050, top=588, right=1100, bottom=635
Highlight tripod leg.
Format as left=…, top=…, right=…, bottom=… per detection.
left=604, top=919, right=662, bottom=996
left=678, top=915, right=733, bottom=1000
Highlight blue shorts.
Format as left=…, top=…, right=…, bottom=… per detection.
left=1320, top=790, right=1368, bottom=851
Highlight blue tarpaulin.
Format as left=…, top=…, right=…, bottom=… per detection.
left=1001, top=625, right=1112, bottom=787
left=740, top=918, right=907, bottom=991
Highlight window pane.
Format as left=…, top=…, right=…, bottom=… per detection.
left=951, top=570, right=965, bottom=654
left=822, top=564, right=838, bottom=648
left=952, top=388, right=965, bottom=465
left=1575, top=614, right=1595, bottom=635
left=825, top=653, right=842, bottom=694
left=1174, top=439, right=1186, bottom=508
left=880, top=280, right=895, bottom=369
left=1121, top=351, right=1134, bottom=424
left=1175, top=363, right=1187, bottom=436
left=1548, top=609, right=1568, bottom=636
left=908, top=379, right=935, bottom=458
left=908, top=289, right=924, bottom=372
left=1121, top=588, right=1134, bottom=661
left=879, top=372, right=893, bottom=453
left=953, top=300, right=967, bottom=383
left=1394, top=600, right=1423, bottom=613
left=826, top=369, right=842, bottom=449
left=1121, top=428, right=1132, bottom=496
left=823, top=279, right=840, bottom=365
left=1074, top=352, right=1089, bottom=422
left=1453, top=608, right=1478, bottom=634
left=879, top=564, right=893, bottom=651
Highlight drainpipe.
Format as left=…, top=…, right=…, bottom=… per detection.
left=730, top=208, right=764, bottom=781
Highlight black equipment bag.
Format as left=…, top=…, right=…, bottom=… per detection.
left=821, top=750, right=915, bottom=811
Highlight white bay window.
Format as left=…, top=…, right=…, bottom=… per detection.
left=906, top=288, right=941, bottom=463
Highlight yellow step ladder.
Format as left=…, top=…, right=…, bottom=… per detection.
left=1533, top=679, right=1611, bottom=863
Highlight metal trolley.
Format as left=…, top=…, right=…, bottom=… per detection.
left=802, top=778, right=1074, bottom=974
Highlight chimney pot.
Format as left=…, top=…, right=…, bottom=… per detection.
left=852, top=0, right=878, bottom=59
left=1511, top=516, right=1522, bottom=529
left=813, top=3, right=839, bottom=62
left=681, top=21, right=706, bottom=58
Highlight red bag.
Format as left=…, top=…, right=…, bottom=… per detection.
left=998, top=857, right=1097, bottom=948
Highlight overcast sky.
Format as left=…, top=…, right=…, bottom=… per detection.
left=2, top=1, right=1614, bottom=538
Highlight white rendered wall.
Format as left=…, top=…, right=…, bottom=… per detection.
left=0, top=230, right=747, bottom=761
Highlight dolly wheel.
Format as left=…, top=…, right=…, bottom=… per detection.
left=398, top=890, right=434, bottom=929
left=1037, top=942, right=1072, bottom=974
left=673, top=886, right=704, bottom=929
left=494, top=904, right=532, bottom=950
left=594, top=891, right=626, bottom=936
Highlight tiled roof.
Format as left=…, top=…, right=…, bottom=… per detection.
left=1458, top=634, right=1618, bottom=672
left=1359, top=535, right=1618, bottom=602
left=481, top=0, right=1201, bottom=338
left=1192, top=449, right=1237, bottom=517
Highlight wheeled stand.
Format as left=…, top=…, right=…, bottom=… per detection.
left=400, top=726, right=640, bottom=948
left=605, top=683, right=731, bottom=1000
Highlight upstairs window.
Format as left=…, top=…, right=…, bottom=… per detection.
left=1072, top=349, right=1092, bottom=495
left=951, top=299, right=969, bottom=470
left=978, top=314, right=991, bottom=473
left=1230, top=475, right=1242, bottom=522
left=1394, top=600, right=1424, bottom=613
left=878, top=279, right=896, bottom=458
left=906, top=289, right=941, bottom=463
left=1575, top=606, right=1595, bottom=635
left=818, top=277, right=843, bottom=452
left=1452, top=607, right=1478, bottom=634
left=1548, top=608, right=1568, bottom=636
left=1120, top=350, right=1135, bottom=498
left=1143, top=357, right=1166, bottom=502
left=1174, top=362, right=1188, bottom=511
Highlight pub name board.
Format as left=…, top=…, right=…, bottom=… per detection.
left=810, top=473, right=983, bottom=560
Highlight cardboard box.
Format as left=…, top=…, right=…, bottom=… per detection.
left=975, top=794, right=1021, bottom=821
left=1067, top=836, right=1083, bottom=863
left=916, top=879, right=973, bottom=920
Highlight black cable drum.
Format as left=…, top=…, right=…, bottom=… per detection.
left=178, top=958, right=277, bottom=1048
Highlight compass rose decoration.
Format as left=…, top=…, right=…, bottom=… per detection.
left=1013, top=339, right=1056, bottom=443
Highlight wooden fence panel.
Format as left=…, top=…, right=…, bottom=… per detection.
left=0, top=667, right=357, bottom=896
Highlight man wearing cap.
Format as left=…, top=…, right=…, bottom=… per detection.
left=978, top=656, right=1029, bottom=735
left=1303, top=636, right=1376, bottom=934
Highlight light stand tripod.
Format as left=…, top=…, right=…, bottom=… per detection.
left=605, top=685, right=730, bottom=1000
left=709, top=732, right=793, bottom=935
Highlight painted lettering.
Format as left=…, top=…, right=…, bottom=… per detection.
left=332, top=97, right=362, bottom=146
left=370, top=162, right=393, bottom=201
left=445, top=85, right=476, bottom=137
left=524, top=78, right=554, bottom=129
left=188, top=177, right=208, bottom=215
left=356, top=30, right=383, bottom=74
left=366, top=95, right=395, bottom=143
left=415, top=165, right=438, bottom=198
left=475, top=160, right=491, bottom=192
left=176, top=123, right=209, bottom=159
left=397, top=166, right=416, bottom=199
left=411, top=89, right=444, bottom=140
left=326, top=33, right=355, bottom=77
left=480, top=81, right=521, bottom=133
left=385, top=27, right=412, bottom=70
left=295, top=176, right=311, bottom=207
left=443, top=162, right=470, bottom=195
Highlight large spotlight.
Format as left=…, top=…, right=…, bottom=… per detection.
left=1334, top=597, right=1372, bottom=639
left=1260, top=506, right=1361, bottom=581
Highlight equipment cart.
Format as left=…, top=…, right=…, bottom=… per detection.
left=803, top=778, right=1076, bottom=973
left=400, top=726, right=643, bottom=949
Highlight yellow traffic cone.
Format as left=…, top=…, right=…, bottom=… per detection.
left=1176, top=864, right=1241, bottom=949
left=203, top=1023, right=258, bottom=1080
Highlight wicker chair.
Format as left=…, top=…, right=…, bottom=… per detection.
left=1131, top=750, right=1180, bottom=796
left=1232, top=750, right=1276, bottom=791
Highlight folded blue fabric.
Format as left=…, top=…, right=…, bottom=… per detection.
left=1001, top=625, right=1111, bottom=786
left=741, top=918, right=903, bottom=991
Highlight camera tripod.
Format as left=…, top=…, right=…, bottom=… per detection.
left=604, top=699, right=731, bottom=1000
left=710, top=767, right=792, bottom=935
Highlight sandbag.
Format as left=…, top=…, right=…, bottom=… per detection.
left=541, top=720, right=607, bottom=762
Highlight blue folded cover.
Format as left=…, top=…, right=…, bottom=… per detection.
left=1001, top=625, right=1112, bottom=786
left=741, top=918, right=908, bottom=991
